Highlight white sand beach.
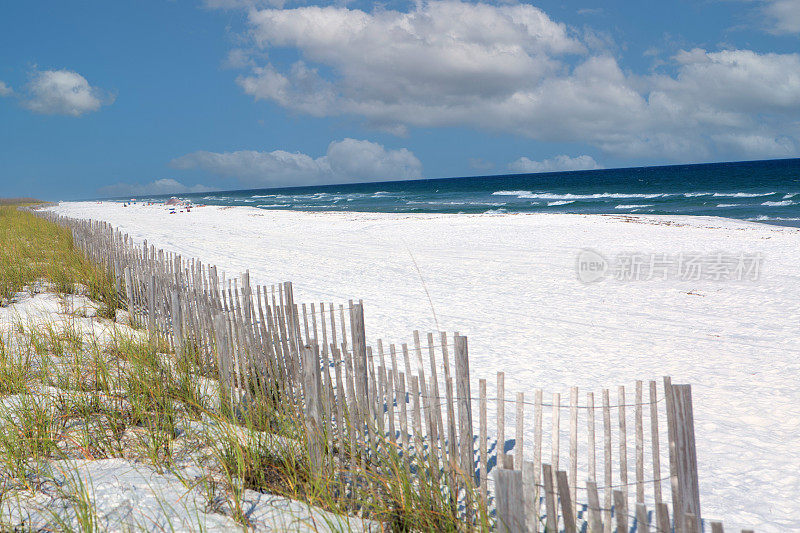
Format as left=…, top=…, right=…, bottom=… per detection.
left=50, top=202, right=800, bottom=532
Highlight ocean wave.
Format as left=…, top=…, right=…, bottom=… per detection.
left=492, top=190, right=531, bottom=196
left=405, top=200, right=467, bottom=205
left=547, top=200, right=575, bottom=206
left=484, top=208, right=507, bottom=214
left=783, top=193, right=798, bottom=199
left=256, top=204, right=286, bottom=208
left=712, top=192, right=776, bottom=198
left=715, top=204, right=739, bottom=208
left=493, top=191, right=667, bottom=200
left=251, top=194, right=277, bottom=198
left=683, top=192, right=713, bottom=197
left=749, top=215, right=800, bottom=221
left=270, top=192, right=336, bottom=200
left=615, top=204, right=654, bottom=209
left=761, top=200, right=796, bottom=207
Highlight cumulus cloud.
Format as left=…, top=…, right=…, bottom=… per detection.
left=0, top=81, right=12, bottom=97
left=170, top=139, right=422, bottom=187
left=98, top=179, right=214, bottom=198
left=509, top=154, right=602, bottom=173
left=223, top=0, right=800, bottom=160
left=762, top=0, right=800, bottom=34
left=238, top=1, right=583, bottom=119
left=23, top=69, right=113, bottom=116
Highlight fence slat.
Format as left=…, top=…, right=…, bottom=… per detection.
left=557, top=470, right=577, bottom=533
left=479, top=378, right=488, bottom=507
left=543, top=463, right=558, bottom=533
left=613, top=490, right=627, bottom=533
left=498, top=371, right=506, bottom=469
left=656, top=502, right=671, bottom=533
left=618, top=385, right=629, bottom=516
left=603, top=389, right=613, bottom=533
left=302, top=344, right=323, bottom=470
left=495, top=468, right=525, bottom=533
left=650, top=380, right=664, bottom=527
left=588, top=391, right=596, bottom=483
left=533, top=388, right=543, bottom=530
left=672, top=384, right=702, bottom=532
left=636, top=380, right=645, bottom=504
left=523, top=460, right=538, bottom=533
left=664, top=376, right=682, bottom=533
left=551, top=392, right=560, bottom=490
left=587, top=480, right=603, bottom=533
left=515, top=392, right=524, bottom=471
left=569, top=386, right=578, bottom=522
left=637, top=502, right=650, bottom=533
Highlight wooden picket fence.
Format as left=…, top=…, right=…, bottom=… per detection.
left=35, top=211, right=757, bottom=533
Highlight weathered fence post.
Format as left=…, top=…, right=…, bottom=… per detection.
left=614, top=490, right=628, bottom=533
left=543, top=463, right=558, bottom=532
left=349, top=303, right=368, bottom=430
left=664, top=376, right=682, bottom=533
left=123, top=266, right=134, bottom=320
left=671, top=384, right=702, bottom=533
left=556, top=470, right=577, bottom=533
left=587, top=480, right=603, bottom=533
left=454, top=334, right=475, bottom=520
left=171, top=289, right=183, bottom=357
left=523, top=460, right=538, bottom=532
left=302, top=344, right=324, bottom=470
left=636, top=502, right=650, bottom=533
left=495, top=468, right=525, bottom=533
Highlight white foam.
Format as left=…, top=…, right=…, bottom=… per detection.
left=492, top=190, right=532, bottom=196
left=615, top=204, right=654, bottom=209
left=713, top=192, right=776, bottom=198
left=494, top=191, right=667, bottom=200
left=761, top=200, right=795, bottom=207
left=547, top=200, right=575, bottom=206
left=749, top=215, right=800, bottom=221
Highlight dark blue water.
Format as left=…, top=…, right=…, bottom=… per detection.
left=119, top=158, right=800, bottom=227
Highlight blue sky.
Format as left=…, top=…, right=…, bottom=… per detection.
left=1, top=0, right=799, bottom=200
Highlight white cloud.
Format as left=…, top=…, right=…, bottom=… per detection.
left=238, top=1, right=583, bottom=120
left=0, top=81, right=12, bottom=97
left=226, top=0, right=800, bottom=160
left=98, top=179, right=214, bottom=198
left=170, top=138, right=422, bottom=187
left=23, top=69, right=113, bottom=116
left=509, top=154, right=602, bottom=173
left=762, top=0, right=800, bottom=35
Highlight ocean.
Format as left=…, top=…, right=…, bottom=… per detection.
left=120, top=158, right=800, bottom=227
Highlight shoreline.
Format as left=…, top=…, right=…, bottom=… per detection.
left=73, top=197, right=800, bottom=230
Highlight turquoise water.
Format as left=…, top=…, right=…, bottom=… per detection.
left=118, top=158, right=800, bottom=227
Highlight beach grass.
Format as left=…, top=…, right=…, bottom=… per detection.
left=0, top=205, right=481, bottom=530
left=0, top=206, right=119, bottom=314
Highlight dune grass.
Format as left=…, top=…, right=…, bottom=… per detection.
left=0, top=206, right=485, bottom=530
left=0, top=206, right=119, bottom=315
